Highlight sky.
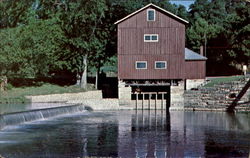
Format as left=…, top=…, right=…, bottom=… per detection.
left=169, top=0, right=195, bottom=10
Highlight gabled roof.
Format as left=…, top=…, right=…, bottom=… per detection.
left=185, top=48, right=207, bottom=61
left=114, top=3, right=189, bottom=25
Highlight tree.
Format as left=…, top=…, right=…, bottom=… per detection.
left=0, top=18, right=65, bottom=78
left=224, top=2, right=250, bottom=65
left=37, top=0, right=108, bottom=89
left=187, top=17, right=222, bottom=53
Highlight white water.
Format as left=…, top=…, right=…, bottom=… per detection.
left=0, top=105, right=86, bottom=130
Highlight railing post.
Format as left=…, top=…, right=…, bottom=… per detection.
left=142, top=93, right=144, bottom=110
left=161, top=93, right=164, bottom=110
left=155, top=92, right=157, bottom=110
left=148, top=93, right=150, bottom=110
left=135, top=93, right=138, bottom=110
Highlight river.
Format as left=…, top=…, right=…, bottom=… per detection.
left=0, top=108, right=249, bottom=158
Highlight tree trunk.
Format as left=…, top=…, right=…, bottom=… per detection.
left=80, top=54, right=88, bottom=89
left=76, top=73, right=81, bottom=86
left=0, top=76, right=7, bottom=91
left=95, top=67, right=100, bottom=89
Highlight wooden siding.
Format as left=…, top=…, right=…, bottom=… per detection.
left=118, top=7, right=185, bottom=28
left=118, top=28, right=185, bottom=55
left=118, top=6, right=186, bottom=80
left=185, top=61, right=206, bottom=79
left=118, top=55, right=184, bottom=79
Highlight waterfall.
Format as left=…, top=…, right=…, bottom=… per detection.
left=0, top=104, right=87, bottom=130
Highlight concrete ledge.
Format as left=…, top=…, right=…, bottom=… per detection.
left=67, top=99, right=119, bottom=110
left=26, top=91, right=102, bottom=103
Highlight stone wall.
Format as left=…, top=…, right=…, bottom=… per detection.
left=118, top=81, right=132, bottom=106
left=26, top=90, right=103, bottom=103
left=186, top=79, right=206, bottom=90
left=184, top=76, right=250, bottom=111
left=170, top=81, right=184, bottom=110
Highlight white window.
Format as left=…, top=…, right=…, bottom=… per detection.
left=144, top=34, right=158, bottom=42
left=155, top=61, right=167, bottom=69
left=147, top=9, right=155, bottom=21
left=136, top=61, right=147, bottom=69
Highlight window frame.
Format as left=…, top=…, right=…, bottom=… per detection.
left=135, top=61, right=147, bottom=69
left=144, top=34, right=158, bottom=42
left=147, top=9, right=155, bottom=21
left=155, top=61, right=167, bottom=69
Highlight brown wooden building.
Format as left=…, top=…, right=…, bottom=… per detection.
left=115, top=3, right=207, bottom=109
left=115, top=3, right=206, bottom=82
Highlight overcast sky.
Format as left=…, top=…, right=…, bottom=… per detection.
left=169, top=0, right=195, bottom=10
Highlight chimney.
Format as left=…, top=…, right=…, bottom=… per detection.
left=200, top=46, right=204, bottom=56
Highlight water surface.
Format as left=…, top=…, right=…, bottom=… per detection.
left=0, top=110, right=249, bottom=158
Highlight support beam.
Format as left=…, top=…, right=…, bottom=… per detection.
left=155, top=93, right=157, bottom=110
left=148, top=94, right=151, bottom=110
left=166, top=86, right=171, bottom=112
left=161, top=93, right=164, bottom=110
left=142, top=93, right=144, bottom=110
left=227, top=78, right=250, bottom=113
left=135, top=93, right=138, bottom=110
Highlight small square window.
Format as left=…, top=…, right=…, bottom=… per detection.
left=147, top=9, right=155, bottom=21
left=151, top=35, right=158, bottom=41
left=155, top=61, right=167, bottom=69
left=136, top=61, right=147, bottom=69
left=144, top=35, right=151, bottom=41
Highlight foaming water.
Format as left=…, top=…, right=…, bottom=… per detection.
left=0, top=105, right=86, bottom=130
left=0, top=110, right=249, bottom=158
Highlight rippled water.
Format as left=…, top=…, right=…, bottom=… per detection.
left=0, top=110, right=249, bottom=158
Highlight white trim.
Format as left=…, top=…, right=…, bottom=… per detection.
left=135, top=61, right=147, bottom=69
left=114, top=3, right=189, bottom=24
left=147, top=9, right=155, bottom=21
left=155, top=61, right=167, bottom=69
left=144, top=34, right=158, bottom=42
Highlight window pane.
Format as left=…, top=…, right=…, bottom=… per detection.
left=144, top=35, right=151, bottom=41
left=148, top=10, right=155, bottom=21
left=151, top=35, right=158, bottom=41
left=156, top=62, right=166, bottom=68
left=136, top=62, right=146, bottom=69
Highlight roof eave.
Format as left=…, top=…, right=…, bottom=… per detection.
left=114, top=3, right=189, bottom=25
left=185, top=58, right=207, bottom=61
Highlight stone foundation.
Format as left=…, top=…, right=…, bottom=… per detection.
left=118, top=80, right=186, bottom=110
left=118, top=81, right=132, bottom=106
left=186, top=79, right=206, bottom=90
left=170, top=81, right=184, bottom=110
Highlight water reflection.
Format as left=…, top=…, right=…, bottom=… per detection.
left=131, top=111, right=170, bottom=158
left=0, top=111, right=249, bottom=158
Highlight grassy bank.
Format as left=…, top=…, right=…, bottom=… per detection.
left=204, top=75, right=244, bottom=87
left=0, top=83, right=92, bottom=104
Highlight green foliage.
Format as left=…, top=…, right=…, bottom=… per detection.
left=187, top=0, right=250, bottom=71
left=187, top=17, right=223, bottom=50
left=224, top=4, right=250, bottom=64
left=0, top=18, right=65, bottom=77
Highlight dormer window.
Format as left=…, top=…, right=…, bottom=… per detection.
left=147, top=9, right=155, bottom=21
